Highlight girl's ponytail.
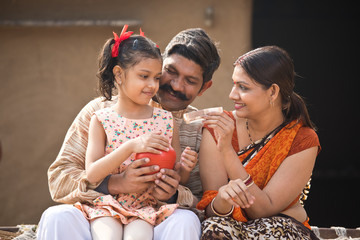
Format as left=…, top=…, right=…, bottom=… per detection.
left=97, top=38, right=117, bottom=101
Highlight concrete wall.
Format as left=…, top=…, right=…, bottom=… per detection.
left=0, top=0, right=253, bottom=225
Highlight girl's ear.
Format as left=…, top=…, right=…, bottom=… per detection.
left=113, top=65, right=123, bottom=85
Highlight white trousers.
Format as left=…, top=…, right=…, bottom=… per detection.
left=36, top=204, right=201, bottom=240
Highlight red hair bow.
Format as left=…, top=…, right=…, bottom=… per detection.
left=111, top=24, right=134, bottom=58
left=139, top=28, right=145, bottom=37
left=139, top=28, right=159, bottom=48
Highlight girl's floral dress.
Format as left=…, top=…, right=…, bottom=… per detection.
left=74, top=107, right=178, bottom=226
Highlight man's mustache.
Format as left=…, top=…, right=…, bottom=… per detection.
left=159, top=84, right=190, bottom=101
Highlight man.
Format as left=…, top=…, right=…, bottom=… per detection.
left=37, top=28, right=220, bottom=240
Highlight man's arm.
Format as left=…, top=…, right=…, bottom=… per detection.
left=48, top=97, right=114, bottom=204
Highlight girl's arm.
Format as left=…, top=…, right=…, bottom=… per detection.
left=172, top=121, right=198, bottom=185
left=86, top=114, right=172, bottom=185
left=178, top=147, right=197, bottom=185
left=171, top=119, right=181, bottom=163
left=171, top=120, right=189, bottom=184
left=85, top=115, right=134, bottom=184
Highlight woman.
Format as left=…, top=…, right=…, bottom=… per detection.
left=197, top=46, right=320, bottom=239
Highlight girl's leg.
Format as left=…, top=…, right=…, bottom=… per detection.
left=123, top=219, right=153, bottom=240
left=90, top=217, right=123, bottom=240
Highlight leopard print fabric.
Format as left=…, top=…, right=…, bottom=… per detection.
left=201, top=215, right=319, bottom=240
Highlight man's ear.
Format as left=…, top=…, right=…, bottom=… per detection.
left=198, top=80, right=213, bottom=96
left=113, top=65, right=123, bottom=84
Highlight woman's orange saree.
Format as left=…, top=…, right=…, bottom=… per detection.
left=197, top=112, right=319, bottom=229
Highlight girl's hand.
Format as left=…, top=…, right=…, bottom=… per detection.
left=203, top=112, right=235, bottom=152
left=132, top=131, right=170, bottom=154
left=218, top=178, right=255, bottom=209
left=180, top=147, right=198, bottom=173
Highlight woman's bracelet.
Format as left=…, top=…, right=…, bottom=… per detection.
left=210, top=197, right=234, bottom=217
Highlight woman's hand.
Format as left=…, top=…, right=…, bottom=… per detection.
left=132, top=131, right=170, bottom=154
left=203, top=112, right=235, bottom=152
left=218, top=178, right=255, bottom=209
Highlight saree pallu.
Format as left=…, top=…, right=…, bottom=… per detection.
left=197, top=117, right=319, bottom=239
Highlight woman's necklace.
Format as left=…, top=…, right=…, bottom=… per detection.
left=246, top=118, right=254, bottom=145
left=245, top=118, right=286, bottom=147
left=237, top=118, right=257, bottom=154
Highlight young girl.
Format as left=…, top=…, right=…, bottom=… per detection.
left=74, top=25, right=197, bottom=240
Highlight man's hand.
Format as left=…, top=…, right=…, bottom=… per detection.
left=152, top=162, right=181, bottom=202
left=107, top=158, right=160, bottom=195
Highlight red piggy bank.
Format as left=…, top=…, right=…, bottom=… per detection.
left=135, top=147, right=176, bottom=175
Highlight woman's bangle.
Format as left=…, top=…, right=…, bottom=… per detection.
left=210, top=197, right=234, bottom=217
left=243, top=174, right=251, bottom=184
left=246, top=180, right=254, bottom=187
left=243, top=174, right=254, bottom=187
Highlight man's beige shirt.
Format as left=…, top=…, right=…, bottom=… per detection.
left=48, top=97, right=203, bottom=206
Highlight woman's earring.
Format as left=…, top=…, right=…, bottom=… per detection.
left=269, top=99, right=274, bottom=107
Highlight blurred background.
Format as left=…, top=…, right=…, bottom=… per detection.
left=0, top=0, right=358, bottom=229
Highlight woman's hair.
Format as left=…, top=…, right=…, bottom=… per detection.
left=163, top=28, right=220, bottom=88
left=97, top=35, right=161, bottom=100
left=234, top=46, right=316, bottom=130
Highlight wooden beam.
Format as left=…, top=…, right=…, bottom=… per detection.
left=0, top=19, right=142, bottom=27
